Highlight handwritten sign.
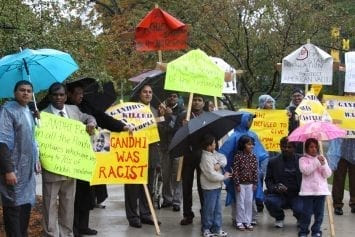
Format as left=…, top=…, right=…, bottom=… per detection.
left=35, top=112, right=96, bottom=181
left=165, top=49, right=225, bottom=96
left=345, top=52, right=355, bottom=92
left=296, top=90, right=330, bottom=125
left=135, top=8, right=187, bottom=51
left=324, top=94, right=355, bottom=138
left=281, top=43, right=333, bottom=85
left=90, top=131, right=149, bottom=185
left=240, top=109, right=288, bottom=152
left=106, top=102, right=160, bottom=144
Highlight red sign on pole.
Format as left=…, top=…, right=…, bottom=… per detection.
left=135, top=8, right=188, bottom=51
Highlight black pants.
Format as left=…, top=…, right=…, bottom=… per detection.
left=2, top=203, right=31, bottom=237
left=182, top=153, right=203, bottom=218
left=124, top=184, right=151, bottom=223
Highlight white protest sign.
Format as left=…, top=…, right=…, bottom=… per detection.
left=345, top=52, right=355, bottom=93
left=281, top=43, right=333, bottom=85
left=210, top=56, right=238, bottom=94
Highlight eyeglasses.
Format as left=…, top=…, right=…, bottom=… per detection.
left=168, top=94, right=178, bottom=98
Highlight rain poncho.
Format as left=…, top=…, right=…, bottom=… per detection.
left=258, top=94, right=275, bottom=109
left=219, top=112, right=269, bottom=206
left=0, top=101, right=37, bottom=206
left=327, top=138, right=355, bottom=171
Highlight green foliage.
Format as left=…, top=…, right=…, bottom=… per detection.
left=0, top=0, right=354, bottom=106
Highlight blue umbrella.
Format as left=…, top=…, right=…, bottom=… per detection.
left=0, top=48, right=79, bottom=99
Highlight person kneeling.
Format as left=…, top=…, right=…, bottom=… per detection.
left=264, top=137, right=303, bottom=228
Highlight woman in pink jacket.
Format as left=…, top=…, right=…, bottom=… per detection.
left=298, top=138, right=332, bottom=237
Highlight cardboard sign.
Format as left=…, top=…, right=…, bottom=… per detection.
left=345, top=52, right=355, bottom=92
left=165, top=49, right=225, bottom=96
left=35, top=112, right=96, bottom=181
left=90, top=131, right=149, bottom=185
left=241, top=109, right=289, bottom=152
left=296, top=90, right=330, bottom=124
left=135, top=8, right=187, bottom=51
left=324, top=94, right=355, bottom=138
left=281, top=43, right=333, bottom=85
left=105, top=102, right=160, bottom=144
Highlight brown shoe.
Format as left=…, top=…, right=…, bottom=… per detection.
left=180, top=217, right=193, bottom=225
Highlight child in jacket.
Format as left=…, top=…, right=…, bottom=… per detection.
left=298, top=138, right=332, bottom=237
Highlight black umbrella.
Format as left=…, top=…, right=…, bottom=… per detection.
left=130, top=70, right=167, bottom=107
left=168, top=110, right=243, bottom=158
left=67, top=77, right=117, bottom=112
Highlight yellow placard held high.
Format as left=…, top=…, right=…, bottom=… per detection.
left=106, top=102, right=160, bottom=144
left=324, top=94, right=355, bottom=138
left=241, top=109, right=289, bottom=152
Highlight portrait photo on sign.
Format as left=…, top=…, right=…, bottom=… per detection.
left=92, top=130, right=110, bottom=153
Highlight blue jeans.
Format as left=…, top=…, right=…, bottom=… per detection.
left=299, top=196, right=325, bottom=236
left=202, top=188, right=222, bottom=233
left=265, top=193, right=303, bottom=221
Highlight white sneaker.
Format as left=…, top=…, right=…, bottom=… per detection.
left=202, top=229, right=214, bottom=237
left=215, top=229, right=228, bottom=237
left=274, top=220, right=284, bottom=228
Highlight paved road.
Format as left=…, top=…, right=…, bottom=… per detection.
left=85, top=183, right=354, bottom=237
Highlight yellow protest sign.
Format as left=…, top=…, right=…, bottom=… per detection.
left=311, top=84, right=322, bottom=96
left=90, top=130, right=149, bottom=185
left=324, top=94, right=355, bottom=138
left=106, top=102, right=160, bottom=144
left=296, top=90, right=329, bottom=124
left=165, top=49, right=225, bottom=97
left=241, top=109, right=289, bottom=152
left=35, top=112, right=96, bottom=181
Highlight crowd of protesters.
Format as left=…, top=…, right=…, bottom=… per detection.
left=0, top=80, right=354, bottom=237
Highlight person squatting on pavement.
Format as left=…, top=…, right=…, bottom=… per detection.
left=264, top=137, right=303, bottom=228
left=0, top=80, right=40, bottom=237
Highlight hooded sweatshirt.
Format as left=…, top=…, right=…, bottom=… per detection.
left=299, top=154, right=332, bottom=196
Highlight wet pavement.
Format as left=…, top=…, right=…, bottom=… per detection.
left=83, top=183, right=354, bottom=237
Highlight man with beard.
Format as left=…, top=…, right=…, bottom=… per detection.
left=264, top=137, right=303, bottom=228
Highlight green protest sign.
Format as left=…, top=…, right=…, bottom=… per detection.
left=35, top=112, right=96, bottom=181
left=165, top=49, right=225, bottom=97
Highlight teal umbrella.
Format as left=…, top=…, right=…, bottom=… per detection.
left=0, top=48, right=79, bottom=99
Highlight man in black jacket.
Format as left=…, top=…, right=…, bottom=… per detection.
left=264, top=137, right=303, bottom=228
left=158, top=92, right=185, bottom=211
left=67, top=82, right=129, bottom=236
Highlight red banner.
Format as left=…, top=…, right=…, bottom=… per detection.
left=135, top=8, right=187, bottom=51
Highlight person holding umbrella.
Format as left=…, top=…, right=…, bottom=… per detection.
left=0, top=80, right=40, bottom=237
left=174, top=94, right=205, bottom=225
left=298, top=138, right=332, bottom=237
